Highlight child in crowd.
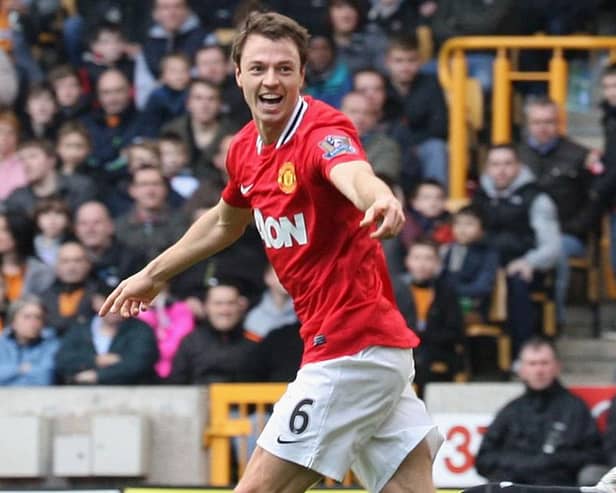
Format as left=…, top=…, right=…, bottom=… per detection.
left=159, top=132, right=199, bottom=199
left=402, top=179, right=453, bottom=246
left=81, top=21, right=135, bottom=91
left=385, top=178, right=453, bottom=274
left=141, top=53, right=192, bottom=134
left=22, top=82, right=61, bottom=141
left=33, top=198, right=73, bottom=269
left=137, top=284, right=195, bottom=379
left=125, top=138, right=161, bottom=172
left=393, top=239, right=464, bottom=395
left=47, top=65, right=90, bottom=120
left=55, top=121, right=92, bottom=176
left=441, top=205, right=499, bottom=321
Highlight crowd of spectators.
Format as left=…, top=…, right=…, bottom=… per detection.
left=1, top=0, right=616, bottom=485
left=0, top=0, right=615, bottom=398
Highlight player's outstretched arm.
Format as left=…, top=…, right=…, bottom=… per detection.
left=99, top=199, right=252, bottom=318
left=329, top=160, right=404, bottom=239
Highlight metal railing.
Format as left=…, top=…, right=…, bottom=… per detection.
left=437, top=35, right=616, bottom=199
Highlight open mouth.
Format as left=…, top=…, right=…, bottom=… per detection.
left=259, top=94, right=283, bottom=105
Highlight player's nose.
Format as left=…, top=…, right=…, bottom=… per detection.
left=262, top=67, right=279, bottom=86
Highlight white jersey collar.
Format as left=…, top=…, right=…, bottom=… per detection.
left=256, top=96, right=308, bottom=155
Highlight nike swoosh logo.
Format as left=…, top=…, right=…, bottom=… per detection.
left=240, top=184, right=254, bottom=195
left=276, top=436, right=301, bottom=444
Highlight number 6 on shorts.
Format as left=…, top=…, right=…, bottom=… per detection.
left=289, top=398, right=314, bottom=434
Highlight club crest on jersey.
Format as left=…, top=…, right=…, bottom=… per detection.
left=278, top=162, right=297, bottom=194
left=319, top=135, right=356, bottom=160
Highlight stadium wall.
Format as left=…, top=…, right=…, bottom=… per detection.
left=0, top=383, right=613, bottom=488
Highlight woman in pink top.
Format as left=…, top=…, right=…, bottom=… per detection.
left=0, top=111, right=27, bottom=201
left=137, top=287, right=195, bottom=379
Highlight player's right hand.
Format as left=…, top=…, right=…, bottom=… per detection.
left=98, top=271, right=165, bottom=318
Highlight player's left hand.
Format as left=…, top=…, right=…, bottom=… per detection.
left=359, top=196, right=405, bottom=239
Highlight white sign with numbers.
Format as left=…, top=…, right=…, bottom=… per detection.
left=433, top=413, right=493, bottom=488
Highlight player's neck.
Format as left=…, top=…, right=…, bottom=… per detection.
left=255, top=96, right=303, bottom=146
left=256, top=120, right=286, bottom=146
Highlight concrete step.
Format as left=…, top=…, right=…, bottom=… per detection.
left=557, top=337, right=616, bottom=359
left=567, top=109, right=603, bottom=150
left=556, top=336, right=616, bottom=384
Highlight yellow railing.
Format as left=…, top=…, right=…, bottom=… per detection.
left=204, top=383, right=286, bottom=485
left=203, top=383, right=358, bottom=487
left=438, top=36, right=616, bottom=200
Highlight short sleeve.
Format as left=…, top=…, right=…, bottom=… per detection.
left=310, top=126, right=367, bottom=179
left=221, top=139, right=251, bottom=209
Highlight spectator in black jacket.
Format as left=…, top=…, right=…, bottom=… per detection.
left=384, top=35, right=448, bottom=186
left=518, top=96, right=601, bottom=326
left=62, top=0, right=151, bottom=66
left=241, top=322, right=303, bottom=383
left=140, top=53, right=191, bottom=135
left=475, top=337, right=604, bottom=486
left=168, top=281, right=256, bottom=384
left=48, top=66, right=91, bottom=122
left=81, top=69, right=147, bottom=181
left=20, top=82, right=62, bottom=142
left=576, top=394, right=616, bottom=487
left=40, top=242, right=100, bottom=336
left=472, top=144, right=561, bottom=356
left=81, top=22, right=136, bottom=92
left=55, top=310, right=159, bottom=385
left=393, top=239, right=464, bottom=395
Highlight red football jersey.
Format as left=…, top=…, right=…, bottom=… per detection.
left=222, top=96, right=419, bottom=365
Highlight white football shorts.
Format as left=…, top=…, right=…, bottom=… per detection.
left=257, top=346, right=443, bottom=493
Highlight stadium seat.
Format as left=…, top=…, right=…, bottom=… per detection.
left=530, top=274, right=557, bottom=337
left=465, top=269, right=512, bottom=373
left=416, top=25, right=433, bottom=63
left=601, top=215, right=616, bottom=300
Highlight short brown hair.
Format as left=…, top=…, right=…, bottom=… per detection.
left=231, top=12, right=309, bottom=69
left=33, top=197, right=72, bottom=224
left=48, top=64, right=80, bottom=85
left=487, top=142, right=519, bottom=158
left=18, top=138, right=57, bottom=158
left=387, top=34, right=419, bottom=55
left=26, top=81, right=56, bottom=102
left=57, top=121, right=91, bottom=148
left=408, top=238, right=440, bottom=256
left=160, top=52, right=191, bottom=73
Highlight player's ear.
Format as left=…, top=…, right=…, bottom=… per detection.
left=235, top=64, right=243, bottom=88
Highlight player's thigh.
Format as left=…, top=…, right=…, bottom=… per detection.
left=352, top=375, right=443, bottom=492
left=380, top=438, right=436, bottom=493
left=235, top=446, right=321, bottom=493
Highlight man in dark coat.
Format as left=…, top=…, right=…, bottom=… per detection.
left=475, top=337, right=604, bottom=486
